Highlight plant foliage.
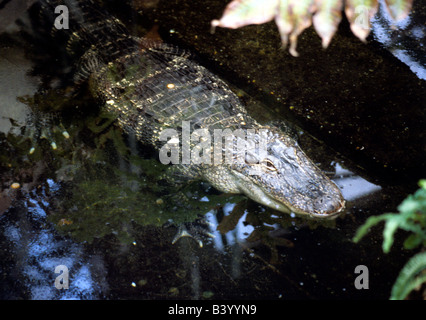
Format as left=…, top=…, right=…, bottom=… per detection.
left=353, top=179, right=426, bottom=299
left=353, top=180, right=426, bottom=253
left=212, top=0, right=414, bottom=56
left=390, top=251, right=426, bottom=300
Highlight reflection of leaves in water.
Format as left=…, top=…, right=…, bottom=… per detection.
left=50, top=153, right=248, bottom=244
left=216, top=198, right=336, bottom=263
left=216, top=199, right=248, bottom=233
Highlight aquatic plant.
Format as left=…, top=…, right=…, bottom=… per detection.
left=212, top=0, right=414, bottom=56
left=353, top=179, right=426, bottom=299
left=390, top=251, right=426, bottom=300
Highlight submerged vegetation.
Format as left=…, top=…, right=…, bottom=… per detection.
left=354, top=180, right=426, bottom=299
left=212, top=0, right=414, bottom=56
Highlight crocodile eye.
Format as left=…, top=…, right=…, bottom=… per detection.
left=245, top=152, right=258, bottom=165
left=261, top=159, right=277, bottom=172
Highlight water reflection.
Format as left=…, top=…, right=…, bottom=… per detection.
left=371, top=0, right=426, bottom=80
left=205, top=203, right=255, bottom=252
left=332, top=162, right=382, bottom=201
left=0, top=143, right=384, bottom=299
left=1, top=181, right=108, bottom=300
left=204, top=161, right=382, bottom=252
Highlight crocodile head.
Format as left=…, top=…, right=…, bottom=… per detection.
left=202, top=127, right=345, bottom=218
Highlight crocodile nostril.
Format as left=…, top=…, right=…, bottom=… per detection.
left=314, top=194, right=344, bottom=215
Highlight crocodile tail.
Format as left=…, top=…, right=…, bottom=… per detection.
left=30, top=0, right=193, bottom=87
left=40, top=0, right=139, bottom=61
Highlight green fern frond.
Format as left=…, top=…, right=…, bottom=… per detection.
left=390, top=251, right=426, bottom=300
left=353, top=179, right=426, bottom=253
left=354, top=180, right=426, bottom=300
left=353, top=213, right=395, bottom=252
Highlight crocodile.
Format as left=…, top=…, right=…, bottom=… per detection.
left=36, top=0, right=345, bottom=218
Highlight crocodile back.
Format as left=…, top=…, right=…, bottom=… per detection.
left=91, top=41, right=256, bottom=145
left=42, top=0, right=256, bottom=146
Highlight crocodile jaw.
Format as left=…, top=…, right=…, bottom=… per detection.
left=233, top=169, right=345, bottom=218
left=203, top=165, right=344, bottom=218
left=229, top=169, right=343, bottom=217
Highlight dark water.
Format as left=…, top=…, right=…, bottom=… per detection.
left=0, top=0, right=424, bottom=300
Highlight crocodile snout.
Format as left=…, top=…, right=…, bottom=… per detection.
left=313, top=193, right=345, bottom=217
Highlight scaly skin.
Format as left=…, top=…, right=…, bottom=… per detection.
left=43, top=0, right=345, bottom=218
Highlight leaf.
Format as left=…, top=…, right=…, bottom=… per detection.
left=345, top=0, right=379, bottom=42
left=403, top=233, right=423, bottom=250
left=418, top=179, right=426, bottom=190
left=398, top=194, right=423, bottom=214
left=213, top=0, right=415, bottom=55
left=312, top=0, right=343, bottom=48
left=275, top=0, right=314, bottom=56
left=211, top=0, right=279, bottom=30
left=390, top=251, right=426, bottom=300
left=382, top=218, right=399, bottom=253
left=384, top=0, right=413, bottom=21
left=352, top=213, right=392, bottom=243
